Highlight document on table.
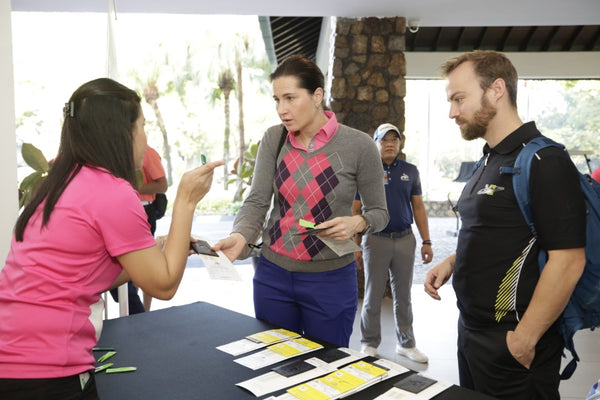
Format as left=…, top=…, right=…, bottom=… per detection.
left=236, top=347, right=364, bottom=397
left=268, top=358, right=409, bottom=400
left=234, top=337, right=323, bottom=370
left=217, top=328, right=301, bottom=356
left=372, top=373, right=452, bottom=400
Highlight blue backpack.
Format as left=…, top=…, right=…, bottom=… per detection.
left=502, top=136, right=600, bottom=380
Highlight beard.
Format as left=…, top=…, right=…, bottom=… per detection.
left=457, top=95, right=497, bottom=141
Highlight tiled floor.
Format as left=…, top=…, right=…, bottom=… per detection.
left=104, top=216, right=600, bottom=399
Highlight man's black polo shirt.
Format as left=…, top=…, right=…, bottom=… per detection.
left=453, top=121, right=586, bottom=330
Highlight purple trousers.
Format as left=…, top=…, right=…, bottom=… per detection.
left=253, top=255, right=358, bottom=347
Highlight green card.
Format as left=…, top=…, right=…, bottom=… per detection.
left=299, top=219, right=315, bottom=229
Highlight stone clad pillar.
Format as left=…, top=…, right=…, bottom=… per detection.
left=330, top=17, right=407, bottom=138
left=329, top=17, right=407, bottom=297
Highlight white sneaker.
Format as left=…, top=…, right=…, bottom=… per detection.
left=360, top=344, right=377, bottom=357
left=396, top=345, right=428, bottom=363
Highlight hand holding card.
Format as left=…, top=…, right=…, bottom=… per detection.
left=295, top=218, right=326, bottom=236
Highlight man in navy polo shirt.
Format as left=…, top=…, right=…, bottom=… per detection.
left=355, top=123, right=433, bottom=363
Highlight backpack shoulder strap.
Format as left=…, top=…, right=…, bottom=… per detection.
left=471, top=154, right=486, bottom=175
left=512, top=136, right=566, bottom=237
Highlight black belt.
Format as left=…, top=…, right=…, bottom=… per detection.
left=372, top=227, right=412, bottom=239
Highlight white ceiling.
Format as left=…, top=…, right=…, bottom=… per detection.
left=11, top=0, right=600, bottom=27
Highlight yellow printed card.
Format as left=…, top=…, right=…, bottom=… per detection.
left=348, top=360, right=387, bottom=377
left=246, top=328, right=299, bottom=344
left=287, top=383, right=332, bottom=400
left=268, top=337, right=322, bottom=357
left=318, top=369, right=365, bottom=393
left=292, top=338, right=322, bottom=350
left=268, top=342, right=301, bottom=357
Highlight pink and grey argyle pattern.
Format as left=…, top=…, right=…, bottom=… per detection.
left=269, top=149, right=343, bottom=261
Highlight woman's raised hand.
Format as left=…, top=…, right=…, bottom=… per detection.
left=176, top=161, right=224, bottom=206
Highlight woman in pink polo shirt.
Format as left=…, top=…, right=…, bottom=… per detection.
left=0, top=78, right=222, bottom=399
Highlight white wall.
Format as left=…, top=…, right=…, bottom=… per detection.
left=0, top=1, right=18, bottom=267
left=405, top=52, right=600, bottom=79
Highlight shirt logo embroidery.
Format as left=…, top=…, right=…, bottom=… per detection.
left=400, top=173, right=409, bottom=181
left=477, top=184, right=505, bottom=196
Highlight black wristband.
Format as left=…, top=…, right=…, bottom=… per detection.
left=422, top=240, right=432, bottom=245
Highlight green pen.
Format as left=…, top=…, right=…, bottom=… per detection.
left=201, top=154, right=207, bottom=165
left=94, top=363, right=114, bottom=373
left=106, top=367, right=137, bottom=374
left=97, top=351, right=117, bottom=363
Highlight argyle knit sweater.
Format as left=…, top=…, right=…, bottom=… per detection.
left=233, top=123, right=388, bottom=272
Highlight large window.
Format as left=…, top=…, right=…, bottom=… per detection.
left=13, top=12, right=600, bottom=205
left=12, top=12, right=275, bottom=212
left=405, top=79, right=600, bottom=201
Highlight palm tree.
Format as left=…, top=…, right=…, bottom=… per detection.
left=232, top=44, right=246, bottom=201
left=208, top=32, right=271, bottom=198
left=231, top=34, right=272, bottom=202
left=216, top=69, right=235, bottom=190
left=142, top=75, right=174, bottom=186
left=132, top=45, right=205, bottom=187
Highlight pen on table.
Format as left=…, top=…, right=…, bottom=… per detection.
left=93, top=347, right=115, bottom=351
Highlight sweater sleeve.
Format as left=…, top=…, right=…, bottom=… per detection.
left=231, top=125, right=284, bottom=246
left=356, top=134, right=389, bottom=232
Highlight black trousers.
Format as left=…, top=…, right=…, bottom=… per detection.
left=0, top=371, right=98, bottom=400
left=457, top=317, right=562, bottom=400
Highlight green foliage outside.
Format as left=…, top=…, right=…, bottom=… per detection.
left=535, top=80, right=600, bottom=172
left=432, top=80, right=600, bottom=180
left=228, top=141, right=259, bottom=201
left=11, top=14, right=600, bottom=206
left=193, top=197, right=243, bottom=215
left=13, top=13, right=275, bottom=212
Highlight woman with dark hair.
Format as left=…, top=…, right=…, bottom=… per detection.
left=0, top=78, right=222, bottom=399
left=214, top=55, right=388, bottom=347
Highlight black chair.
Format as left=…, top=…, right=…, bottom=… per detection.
left=447, top=161, right=477, bottom=237
left=454, top=161, right=477, bottom=182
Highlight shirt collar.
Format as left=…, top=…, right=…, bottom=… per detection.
left=382, top=158, right=399, bottom=168
left=321, top=110, right=338, bottom=139
left=483, top=121, right=540, bottom=156
left=287, top=110, right=339, bottom=150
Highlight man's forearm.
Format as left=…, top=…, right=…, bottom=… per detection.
left=514, top=247, right=585, bottom=344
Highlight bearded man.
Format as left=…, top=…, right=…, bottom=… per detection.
left=424, top=50, right=586, bottom=400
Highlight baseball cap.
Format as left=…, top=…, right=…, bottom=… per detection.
left=373, top=123, right=403, bottom=142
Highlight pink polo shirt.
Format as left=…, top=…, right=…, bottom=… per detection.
left=0, top=166, right=155, bottom=378
left=139, top=145, right=166, bottom=203
left=288, top=111, right=339, bottom=152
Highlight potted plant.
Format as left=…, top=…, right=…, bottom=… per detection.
left=18, top=143, right=50, bottom=209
